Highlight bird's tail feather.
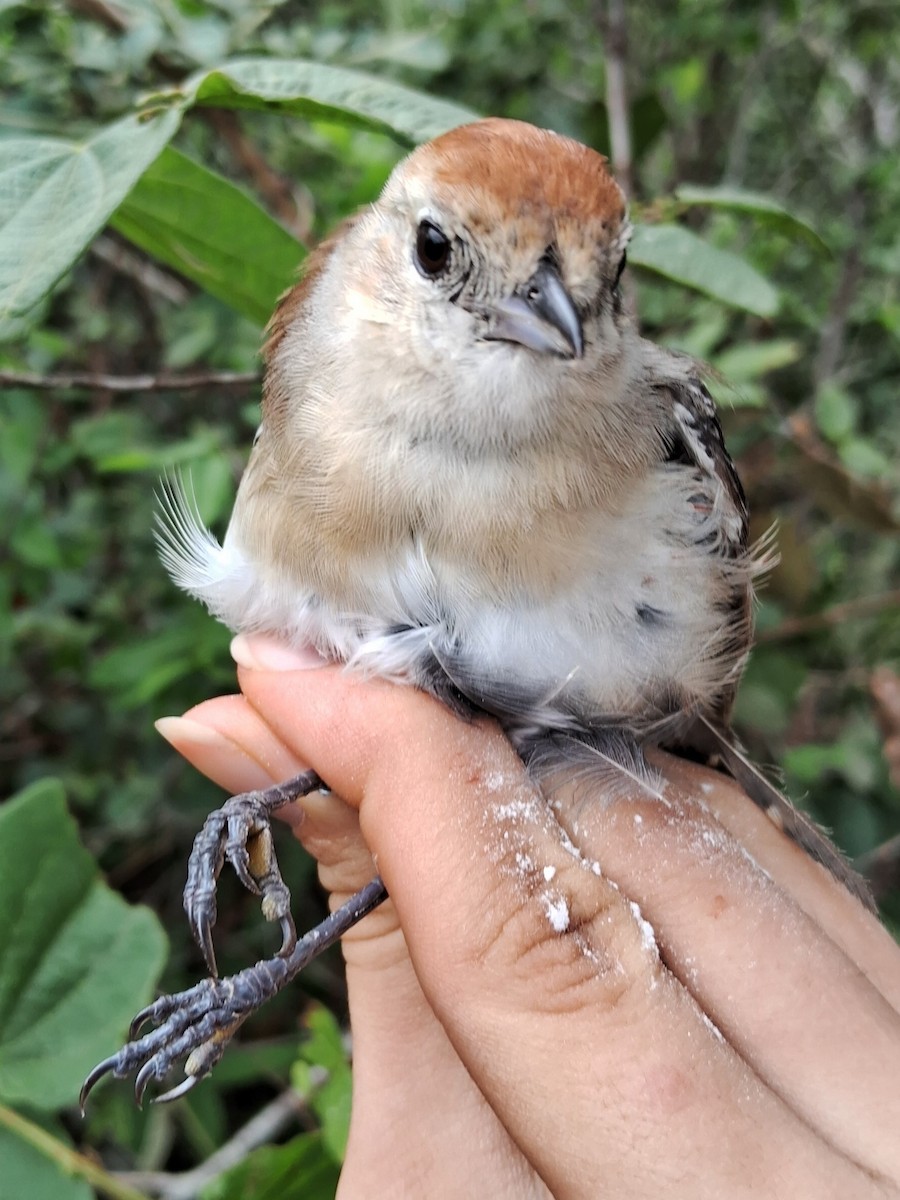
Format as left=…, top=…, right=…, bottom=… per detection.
left=690, top=714, right=876, bottom=912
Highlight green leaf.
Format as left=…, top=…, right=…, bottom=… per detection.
left=112, top=147, right=304, bottom=325
left=0, top=109, right=182, bottom=322
left=782, top=742, right=849, bottom=784
left=0, top=59, right=474, bottom=329
left=88, top=616, right=230, bottom=707
left=179, top=57, right=477, bottom=145
left=838, top=437, right=892, bottom=479
left=0, top=780, right=167, bottom=1110
left=630, top=224, right=779, bottom=317
left=714, top=338, right=801, bottom=381
left=291, top=1006, right=351, bottom=1162
left=815, top=382, right=858, bottom=443
left=675, top=185, right=830, bottom=254
left=0, top=1122, right=92, bottom=1200
left=201, top=1131, right=340, bottom=1200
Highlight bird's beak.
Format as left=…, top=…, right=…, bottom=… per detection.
left=482, top=261, right=584, bottom=359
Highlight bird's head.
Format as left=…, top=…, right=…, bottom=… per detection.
left=266, top=119, right=636, bottom=454
left=375, top=118, right=630, bottom=361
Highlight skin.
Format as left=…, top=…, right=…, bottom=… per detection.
left=156, top=633, right=900, bottom=1200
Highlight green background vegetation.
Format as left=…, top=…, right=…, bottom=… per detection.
left=1, top=1, right=898, bottom=1195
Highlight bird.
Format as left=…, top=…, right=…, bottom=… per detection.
left=81, top=117, right=873, bottom=1109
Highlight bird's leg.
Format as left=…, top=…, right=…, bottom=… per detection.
left=184, top=769, right=322, bottom=977
left=80, top=876, right=388, bottom=1109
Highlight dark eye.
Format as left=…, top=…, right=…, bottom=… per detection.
left=415, top=220, right=451, bottom=277
left=613, top=251, right=627, bottom=289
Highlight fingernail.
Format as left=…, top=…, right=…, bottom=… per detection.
left=155, top=715, right=274, bottom=792
left=230, top=634, right=327, bottom=671
left=156, top=715, right=225, bottom=748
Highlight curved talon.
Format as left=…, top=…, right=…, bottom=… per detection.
left=129, top=1001, right=157, bottom=1041
left=134, top=1058, right=160, bottom=1108
left=227, top=847, right=261, bottom=895
left=194, top=911, right=218, bottom=978
left=79, top=1054, right=119, bottom=1115
left=181, top=773, right=323, bottom=980
left=81, top=875, right=389, bottom=1111
left=278, top=913, right=297, bottom=958
left=154, top=1074, right=200, bottom=1104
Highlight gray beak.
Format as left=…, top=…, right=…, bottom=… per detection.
left=483, top=261, right=584, bottom=359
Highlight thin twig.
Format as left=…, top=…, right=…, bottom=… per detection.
left=114, top=1089, right=310, bottom=1200
left=603, top=0, right=633, bottom=199
left=91, top=236, right=191, bottom=306
left=0, top=1103, right=150, bottom=1200
left=813, top=187, right=866, bottom=390
left=721, top=8, right=779, bottom=183
left=0, top=368, right=260, bottom=394
left=202, top=110, right=313, bottom=245
left=757, top=589, right=900, bottom=644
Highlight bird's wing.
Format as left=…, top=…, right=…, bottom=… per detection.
left=659, top=373, right=750, bottom=553
left=653, top=372, right=875, bottom=911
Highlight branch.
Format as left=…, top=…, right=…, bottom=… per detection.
left=0, top=368, right=260, bottom=394
left=0, top=1103, right=150, bottom=1200
left=70, top=0, right=310, bottom=244
left=602, top=0, right=633, bottom=199
left=813, top=187, right=866, bottom=390
left=202, top=110, right=313, bottom=245
left=756, top=590, right=900, bottom=644
left=113, top=1089, right=309, bottom=1200
left=91, top=236, right=191, bottom=306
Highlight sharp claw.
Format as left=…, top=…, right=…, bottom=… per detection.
left=81, top=874, right=389, bottom=1113
left=134, top=1059, right=159, bottom=1109
left=153, top=1074, right=200, bottom=1105
left=80, top=1054, right=118, bottom=1114
left=195, top=912, right=218, bottom=978
left=229, top=848, right=261, bottom=895
left=278, top=913, right=297, bottom=958
left=129, top=1001, right=157, bottom=1042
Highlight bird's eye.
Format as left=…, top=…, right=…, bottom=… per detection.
left=613, top=251, right=627, bottom=289
left=415, top=221, right=451, bottom=277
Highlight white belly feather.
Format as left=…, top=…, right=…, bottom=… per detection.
left=157, top=464, right=749, bottom=732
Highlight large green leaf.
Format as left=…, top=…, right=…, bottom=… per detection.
left=675, top=184, right=830, bottom=254
left=0, top=109, right=182, bottom=322
left=0, top=61, right=474, bottom=333
left=629, top=223, right=779, bottom=317
left=0, top=1123, right=93, bottom=1200
left=201, top=1132, right=340, bottom=1200
left=179, top=57, right=477, bottom=145
left=715, top=338, right=801, bottom=380
left=291, top=1005, right=351, bottom=1163
left=112, top=146, right=304, bottom=324
left=0, top=780, right=167, bottom=1111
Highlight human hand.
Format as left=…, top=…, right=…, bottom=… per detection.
left=157, top=635, right=900, bottom=1199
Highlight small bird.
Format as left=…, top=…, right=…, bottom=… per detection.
left=82, top=118, right=872, bottom=1108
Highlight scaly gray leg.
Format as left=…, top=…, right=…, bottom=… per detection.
left=81, top=876, right=388, bottom=1108
left=184, top=769, right=322, bottom=977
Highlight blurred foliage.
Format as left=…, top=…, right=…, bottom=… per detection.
left=1, top=0, right=899, bottom=1194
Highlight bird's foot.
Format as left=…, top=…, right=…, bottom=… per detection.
left=81, top=876, right=389, bottom=1108
left=183, top=769, right=322, bottom=976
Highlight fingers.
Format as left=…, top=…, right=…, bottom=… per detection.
left=157, top=698, right=300, bottom=795
left=156, top=698, right=551, bottom=1197
left=156, top=699, right=375, bottom=901
left=234, top=657, right=885, bottom=1198
left=549, top=756, right=900, bottom=1184
left=651, top=750, right=900, bottom=1008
